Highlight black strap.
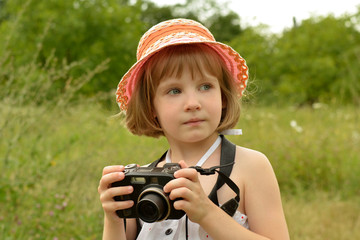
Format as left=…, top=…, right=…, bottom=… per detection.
left=190, top=162, right=240, bottom=217
left=148, top=151, right=167, bottom=168
left=208, top=135, right=236, bottom=205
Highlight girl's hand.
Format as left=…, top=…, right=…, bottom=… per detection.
left=98, top=165, right=134, bottom=222
left=163, top=161, right=216, bottom=223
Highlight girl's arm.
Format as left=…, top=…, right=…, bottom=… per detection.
left=98, top=165, right=138, bottom=240
left=102, top=218, right=137, bottom=240
left=241, top=149, right=289, bottom=239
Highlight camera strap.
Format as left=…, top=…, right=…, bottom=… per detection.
left=186, top=136, right=239, bottom=240
left=189, top=135, right=240, bottom=217
left=190, top=162, right=240, bottom=216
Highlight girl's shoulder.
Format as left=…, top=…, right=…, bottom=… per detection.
left=233, top=145, right=276, bottom=181
left=235, top=145, right=270, bottom=165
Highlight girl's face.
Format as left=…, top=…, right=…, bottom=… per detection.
left=153, top=65, right=223, bottom=144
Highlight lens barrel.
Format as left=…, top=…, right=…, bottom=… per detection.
left=137, top=187, right=169, bottom=223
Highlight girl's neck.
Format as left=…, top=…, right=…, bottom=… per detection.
left=166, top=133, right=219, bottom=166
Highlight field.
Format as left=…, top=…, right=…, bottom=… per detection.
left=0, top=101, right=359, bottom=239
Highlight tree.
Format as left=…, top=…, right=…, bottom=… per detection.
left=230, top=25, right=275, bottom=104
left=0, top=0, right=144, bottom=95
left=271, top=14, right=360, bottom=105
left=0, top=0, right=245, bottom=99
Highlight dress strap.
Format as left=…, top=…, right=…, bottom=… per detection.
left=165, top=136, right=221, bottom=166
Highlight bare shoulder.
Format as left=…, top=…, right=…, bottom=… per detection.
left=233, top=146, right=290, bottom=239
left=234, top=145, right=280, bottom=197
left=234, top=146, right=274, bottom=175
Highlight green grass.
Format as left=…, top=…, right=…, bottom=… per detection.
left=236, top=105, right=360, bottom=197
left=0, top=102, right=359, bottom=239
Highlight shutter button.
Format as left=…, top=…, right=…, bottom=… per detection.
left=165, top=228, right=173, bottom=235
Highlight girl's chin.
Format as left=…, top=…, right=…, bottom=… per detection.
left=166, top=131, right=218, bottom=144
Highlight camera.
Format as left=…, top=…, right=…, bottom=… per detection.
left=111, top=163, right=185, bottom=223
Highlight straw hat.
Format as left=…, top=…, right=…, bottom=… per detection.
left=116, top=18, right=248, bottom=111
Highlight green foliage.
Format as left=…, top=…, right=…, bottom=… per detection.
left=230, top=25, right=275, bottom=102
left=0, top=0, right=244, bottom=101
left=1, top=0, right=360, bottom=106
left=272, top=14, right=360, bottom=105
left=231, top=12, right=360, bottom=106
left=0, top=0, right=144, bottom=95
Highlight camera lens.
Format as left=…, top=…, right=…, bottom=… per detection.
left=137, top=188, right=169, bottom=223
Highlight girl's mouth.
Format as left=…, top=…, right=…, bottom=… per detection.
left=184, top=118, right=204, bottom=126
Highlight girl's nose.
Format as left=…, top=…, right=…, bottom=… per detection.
left=184, top=92, right=201, bottom=111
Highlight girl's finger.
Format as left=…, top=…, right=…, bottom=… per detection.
left=174, top=167, right=199, bottom=182
left=163, top=175, right=194, bottom=193
left=168, top=187, right=192, bottom=201
left=102, top=165, right=125, bottom=176
left=178, top=160, right=189, bottom=169
left=99, top=185, right=133, bottom=202
left=102, top=200, right=134, bottom=213
left=98, top=172, right=125, bottom=193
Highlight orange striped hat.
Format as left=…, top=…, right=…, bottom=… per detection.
left=116, top=18, right=248, bottom=111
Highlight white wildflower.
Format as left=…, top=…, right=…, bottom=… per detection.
left=290, top=120, right=303, bottom=133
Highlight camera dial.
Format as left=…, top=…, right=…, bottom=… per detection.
left=124, top=164, right=137, bottom=173
left=125, top=163, right=137, bottom=169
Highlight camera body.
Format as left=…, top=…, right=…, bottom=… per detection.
left=111, top=163, right=185, bottom=223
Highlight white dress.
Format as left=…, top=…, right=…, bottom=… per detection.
left=136, top=210, right=249, bottom=240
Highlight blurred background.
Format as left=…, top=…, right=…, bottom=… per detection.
left=1, top=0, right=359, bottom=239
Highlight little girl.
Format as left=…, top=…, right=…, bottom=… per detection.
left=98, top=19, right=289, bottom=240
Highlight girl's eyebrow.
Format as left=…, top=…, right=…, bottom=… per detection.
left=197, top=74, right=218, bottom=83
left=158, top=77, right=180, bottom=85
left=157, top=78, right=181, bottom=90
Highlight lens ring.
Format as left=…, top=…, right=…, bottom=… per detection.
left=137, top=187, right=171, bottom=222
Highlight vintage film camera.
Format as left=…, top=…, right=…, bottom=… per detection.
left=111, top=163, right=185, bottom=223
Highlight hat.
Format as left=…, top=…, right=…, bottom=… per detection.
left=116, top=18, right=248, bottom=111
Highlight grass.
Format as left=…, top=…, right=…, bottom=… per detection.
left=1, top=101, right=359, bottom=239
left=284, top=192, right=360, bottom=240
left=236, top=104, right=360, bottom=197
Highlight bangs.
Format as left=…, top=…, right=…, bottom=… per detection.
left=146, top=43, right=224, bottom=85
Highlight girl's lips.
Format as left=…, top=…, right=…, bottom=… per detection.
left=184, top=118, right=204, bottom=125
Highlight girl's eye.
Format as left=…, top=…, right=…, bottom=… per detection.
left=199, top=84, right=211, bottom=91
left=168, top=88, right=181, bottom=95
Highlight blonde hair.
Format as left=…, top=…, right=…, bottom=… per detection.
left=125, top=44, right=241, bottom=137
